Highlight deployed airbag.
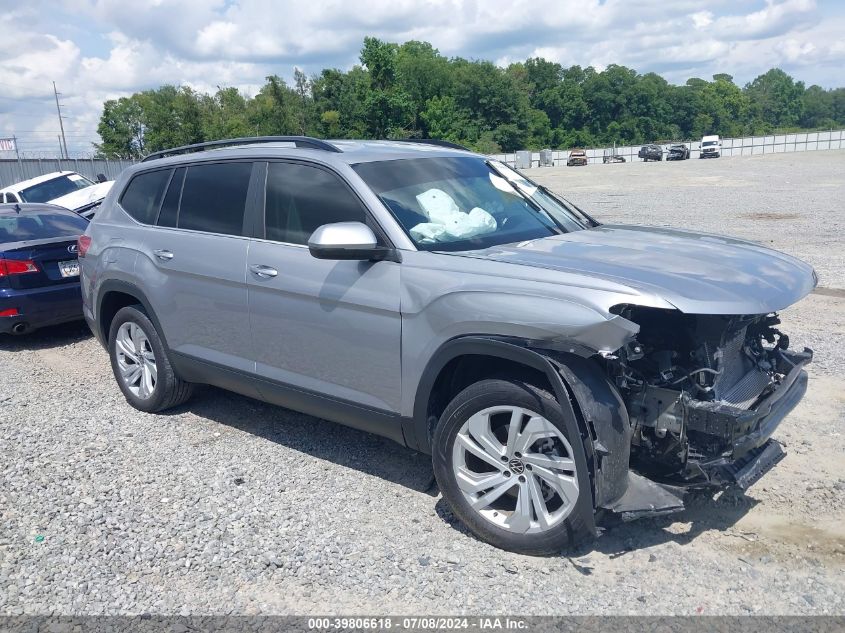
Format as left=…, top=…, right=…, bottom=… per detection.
left=410, top=188, right=497, bottom=243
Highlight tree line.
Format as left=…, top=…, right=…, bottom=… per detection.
left=96, top=36, right=845, bottom=158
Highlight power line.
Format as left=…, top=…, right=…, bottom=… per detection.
left=0, top=94, right=52, bottom=101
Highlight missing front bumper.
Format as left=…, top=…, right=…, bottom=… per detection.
left=687, top=349, right=810, bottom=461
left=712, top=439, right=787, bottom=490
left=603, top=439, right=786, bottom=521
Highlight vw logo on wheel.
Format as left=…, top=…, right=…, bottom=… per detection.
left=508, top=458, right=525, bottom=474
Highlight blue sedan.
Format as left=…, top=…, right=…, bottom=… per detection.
left=0, top=203, right=88, bottom=335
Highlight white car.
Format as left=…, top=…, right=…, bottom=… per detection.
left=0, top=171, right=113, bottom=218
left=700, top=135, right=722, bottom=158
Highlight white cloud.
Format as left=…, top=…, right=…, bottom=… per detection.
left=691, top=11, right=714, bottom=29
left=0, top=0, right=843, bottom=156
left=705, top=0, right=817, bottom=40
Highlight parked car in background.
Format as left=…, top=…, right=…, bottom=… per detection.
left=566, top=149, right=588, bottom=166
left=602, top=148, right=626, bottom=163
left=0, top=203, right=88, bottom=335
left=700, top=135, right=722, bottom=158
left=0, top=171, right=113, bottom=218
left=638, top=144, right=663, bottom=161
left=667, top=144, right=690, bottom=160
left=80, top=136, right=816, bottom=555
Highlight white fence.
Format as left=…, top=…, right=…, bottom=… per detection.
left=491, top=129, right=845, bottom=167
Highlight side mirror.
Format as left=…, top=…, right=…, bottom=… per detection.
left=96, top=173, right=107, bottom=183
left=308, top=222, right=398, bottom=262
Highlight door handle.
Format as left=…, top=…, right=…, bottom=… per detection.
left=250, top=264, right=278, bottom=278
left=153, top=249, right=174, bottom=261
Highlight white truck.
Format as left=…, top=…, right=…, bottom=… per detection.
left=699, top=135, right=722, bottom=158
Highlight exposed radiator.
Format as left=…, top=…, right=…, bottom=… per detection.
left=712, top=326, right=772, bottom=410
left=720, top=368, right=772, bottom=409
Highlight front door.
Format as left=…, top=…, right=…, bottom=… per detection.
left=247, top=161, right=402, bottom=414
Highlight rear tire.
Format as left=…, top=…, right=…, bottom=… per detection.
left=432, top=378, right=593, bottom=555
left=108, top=305, right=193, bottom=413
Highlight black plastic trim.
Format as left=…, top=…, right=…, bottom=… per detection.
left=412, top=337, right=567, bottom=452
left=94, top=280, right=170, bottom=351
left=244, top=162, right=267, bottom=239
left=170, top=352, right=406, bottom=445
left=545, top=352, right=633, bottom=508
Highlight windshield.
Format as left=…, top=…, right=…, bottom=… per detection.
left=20, top=173, right=96, bottom=203
left=353, top=157, right=587, bottom=252
left=702, top=141, right=719, bottom=147
left=0, top=211, right=88, bottom=243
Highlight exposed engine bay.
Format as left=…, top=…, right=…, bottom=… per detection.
left=606, top=306, right=812, bottom=488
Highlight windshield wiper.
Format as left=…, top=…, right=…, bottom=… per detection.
left=485, top=161, right=568, bottom=234
left=536, top=185, right=600, bottom=227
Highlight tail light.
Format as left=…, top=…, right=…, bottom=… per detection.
left=0, top=308, right=19, bottom=317
left=77, top=235, right=92, bottom=258
left=0, top=259, right=39, bottom=277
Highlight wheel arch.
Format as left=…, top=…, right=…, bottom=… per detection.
left=412, top=336, right=632, bottom=511
left=96, top=280, right=169, bottom=351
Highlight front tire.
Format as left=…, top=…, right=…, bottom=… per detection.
left=432, top=378, right=593, bottom=555
left=108, top=305, right=193, bottom=413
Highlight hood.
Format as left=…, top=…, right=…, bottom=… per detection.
left=49, top=181, right=113, bottom=211
left=456, top=225, right=816, bottom=315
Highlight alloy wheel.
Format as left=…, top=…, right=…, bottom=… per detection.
left=115, top=322, right=157, bottom=399
left=451, top=405, right=579, bottom=534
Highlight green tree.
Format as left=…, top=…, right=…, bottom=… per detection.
left=97, top=35, right=841, bottom=156
left=199, top=87, right=253, bottom=140
left=744, top=68, right=805, bottom=128
left=800, top=85, right=835, bottom=129
left=395, top=40, right=451, bottom=134
left=359, top=37, right=413, bottom=136
left=420, top=95, right=471, bottom=142
left=95, top=96, right=145, bottom=158
left=139, top=85, right=204, bottom=153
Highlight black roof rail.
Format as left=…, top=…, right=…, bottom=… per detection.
left=141, top=136, right=342, bottom=162
left=400, top=138, right=471, bottom=151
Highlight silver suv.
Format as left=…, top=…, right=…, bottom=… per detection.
left=80, top=136, right=816, bottom=554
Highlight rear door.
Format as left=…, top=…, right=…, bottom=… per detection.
left=126, top=161, right=258, bottom=373
left=246, top=160, right=402, bottom=413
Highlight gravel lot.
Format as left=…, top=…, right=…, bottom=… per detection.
left=1, top=151, right=843, bottom=616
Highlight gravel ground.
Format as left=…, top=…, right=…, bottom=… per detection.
left=1, top=151, right=844, bottom=616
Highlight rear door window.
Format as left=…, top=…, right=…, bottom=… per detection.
left=177, top=162, right=252, bottom=236
left=120, top=169, right=171, bottom=224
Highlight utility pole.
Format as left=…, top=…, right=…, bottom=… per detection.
left=13, top=135, right=24, bottom=181
left=53, top=81, right=69, bottom=160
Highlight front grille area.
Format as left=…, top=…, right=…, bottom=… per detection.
left=712, top=326, right=773, bottom=410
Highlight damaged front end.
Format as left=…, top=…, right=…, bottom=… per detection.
left=606, top=306, right=811, bottom=495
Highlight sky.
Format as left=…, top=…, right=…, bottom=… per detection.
left=1, top=0, right=843, bottom=157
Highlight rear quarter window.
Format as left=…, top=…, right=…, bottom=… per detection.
left=119, top=169, right=172, bottom=224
